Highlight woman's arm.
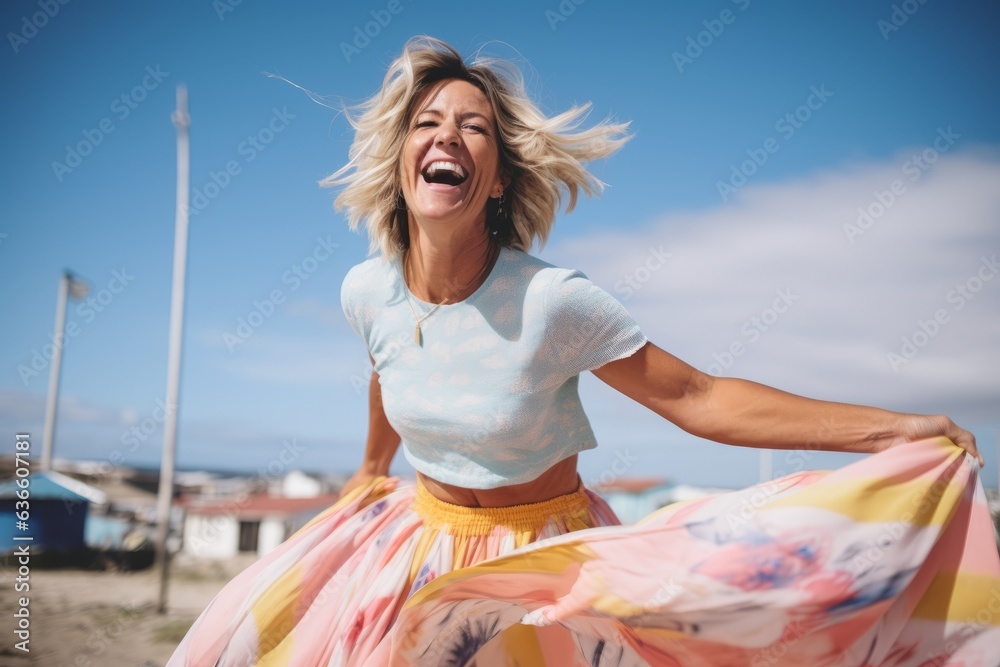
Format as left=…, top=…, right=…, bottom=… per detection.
left=592, top=341, right=983, bottom=465
left=339, top=359, right=402, bottom=497
left=358, top=361, right=402, bottom=475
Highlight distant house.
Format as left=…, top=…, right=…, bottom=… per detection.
left=592, top=477, right=676, bottom=524
left=269, top=469, right=325, bottom=498
left=180, top=493, right=341, bottom=560
left=175, top=470, right=254, bottom=499
left=593, top=478, right=731, bottom=524
left=84, top=476, right=159, bottom=550
left=0, top=470, right=106, bottom=553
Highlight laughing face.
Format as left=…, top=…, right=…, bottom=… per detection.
left=400, top=78, right=505, bottom=237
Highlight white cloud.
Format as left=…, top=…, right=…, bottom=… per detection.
left=542, top=148, right=1000, bottom=422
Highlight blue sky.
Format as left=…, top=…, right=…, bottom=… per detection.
left=2, top=0, right=998, bottom=489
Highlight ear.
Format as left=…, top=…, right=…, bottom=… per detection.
left=492, top=172, right=511, bottom=198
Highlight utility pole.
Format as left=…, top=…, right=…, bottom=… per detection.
left=758, top=448, right=773, bottom=483
left=156, top=83, right=190, bottom=614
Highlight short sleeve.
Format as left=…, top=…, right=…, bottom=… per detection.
left=340, top=262, right=373, bottom=345
left=543, top=268, right=648, bottom=376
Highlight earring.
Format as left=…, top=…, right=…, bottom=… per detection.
left=497, top=191, right=505, bottom=218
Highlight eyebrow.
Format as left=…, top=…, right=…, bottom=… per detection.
left=414, top=109, right=492, bottom=123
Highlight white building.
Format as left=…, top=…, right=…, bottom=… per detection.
left=271, top=469, right=324, bottom=498
left=180, top=493, right=341, bottom=560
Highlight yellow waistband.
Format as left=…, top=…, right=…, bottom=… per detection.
left=413, top=478, right=592, bottom=537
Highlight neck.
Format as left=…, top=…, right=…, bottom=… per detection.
left=404, top=219, right=498, bottom=303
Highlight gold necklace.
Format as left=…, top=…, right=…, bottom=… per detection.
left=404, top=244, right=499, bottom=346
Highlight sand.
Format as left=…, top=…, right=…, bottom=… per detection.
left=0, top=554, right=256, bottom=667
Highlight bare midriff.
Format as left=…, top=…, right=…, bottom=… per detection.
left=416, top=454, right=581, bottom=508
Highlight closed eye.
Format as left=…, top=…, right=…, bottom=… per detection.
left=413, top=119, right=489, bottom=136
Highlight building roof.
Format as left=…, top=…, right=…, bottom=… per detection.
left=0, top=470, right=107, bottom=504
left=87, top=477, right=158, bottom=508
left=180, top=493, right=341, bottom=517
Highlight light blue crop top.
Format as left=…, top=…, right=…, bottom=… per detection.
left=340, top=246, right=648, bottom=489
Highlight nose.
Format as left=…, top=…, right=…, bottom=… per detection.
left=434, top=122, right=460, bottom=147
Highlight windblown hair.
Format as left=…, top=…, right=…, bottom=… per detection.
left=321, top=36, right=632, bottom=260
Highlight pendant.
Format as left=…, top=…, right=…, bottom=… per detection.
left=414, top=323, right=422, bottom=346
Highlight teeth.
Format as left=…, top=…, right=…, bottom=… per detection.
left=424, top=161, right=468, bottom=179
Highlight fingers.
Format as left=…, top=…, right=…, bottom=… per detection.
left=965, top=442, right=983, bottom=467
left=936, top=415, right=979, bottom=467
left=903, top=414, right=983, bottom=468
left=950, top=427, right=983, bottom=467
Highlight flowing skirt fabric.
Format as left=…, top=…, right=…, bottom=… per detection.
left=168, top=437, right=1000, bottom=666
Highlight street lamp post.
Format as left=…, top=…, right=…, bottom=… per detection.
left=40, top=270, right=89, bottom=472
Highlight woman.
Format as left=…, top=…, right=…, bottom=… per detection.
left=169, top=37, right=999, bottom=666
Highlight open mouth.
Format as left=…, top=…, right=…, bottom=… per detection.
left=421, top=160, right=469, bottom=187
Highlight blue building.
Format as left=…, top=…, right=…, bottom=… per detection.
left=0, top=470, right=106, bottom=553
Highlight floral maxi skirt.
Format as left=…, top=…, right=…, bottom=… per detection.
left=167, top=437, right=1000, bottom=666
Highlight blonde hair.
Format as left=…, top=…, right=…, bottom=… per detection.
left=321, top=36, right=631, bottom=260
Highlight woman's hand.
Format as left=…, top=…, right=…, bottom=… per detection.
left=888, top=414, right=983, bottom=466
left=338, top=469, right=385, bottom=500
